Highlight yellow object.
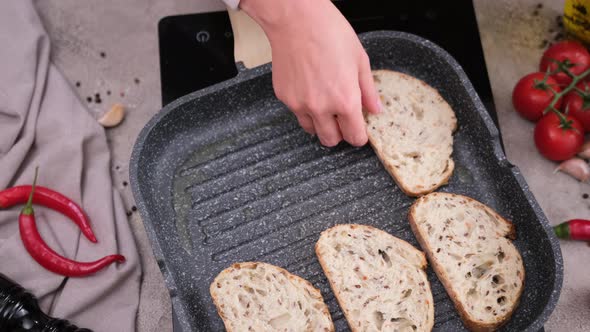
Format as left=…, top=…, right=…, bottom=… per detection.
left=564, top=0, right=590, bottom=44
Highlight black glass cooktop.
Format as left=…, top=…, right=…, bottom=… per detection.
left=158, top=0, right=499, bottom=129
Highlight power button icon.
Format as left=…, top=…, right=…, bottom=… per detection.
left=196, top=31, right=210, bottom=43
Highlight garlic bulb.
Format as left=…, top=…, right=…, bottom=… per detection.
left=577, top=142, right=590, bottom=159
left=98, top=103, right=125, bottom=128
left=554, top=157, right=590, bottom=182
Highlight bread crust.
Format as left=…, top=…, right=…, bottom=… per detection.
left=315, top=224, right=434, bottom=332
left=315, top=250, right=361, bottom=332
left=370, top=141, right=455, bottom=197
left=367, top=70, right=457, bottom=197
left=210, top=261, right=335, bottom=332
left=408, top=193, right=525, bottom=331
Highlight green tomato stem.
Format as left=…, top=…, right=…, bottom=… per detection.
left=545, top=68, right=590, bottom=114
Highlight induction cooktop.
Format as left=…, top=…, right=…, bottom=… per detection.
left=158, top=0, right=499, bottom=129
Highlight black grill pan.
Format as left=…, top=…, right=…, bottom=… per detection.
left=130, top=31, right=563, bottom=331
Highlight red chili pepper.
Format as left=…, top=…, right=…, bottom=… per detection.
left=553, top=219, right=590, bottom=241
left=0, top=185, right=97, bottom=243
left=18, top=169, right=125, bottom=277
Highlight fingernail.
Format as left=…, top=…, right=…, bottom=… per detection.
left=353, top=137, right=368, bottom=147
left=376, top=99, right=383, bottom=113
left=321, top=139, right=338, bottom=147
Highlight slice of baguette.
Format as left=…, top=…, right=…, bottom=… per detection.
left=210, top=262, right=334, bottom=332
left=365, top=70, right=457, bottom=197
left=409, top=193, right=525, bottom=331
left=315, top=224, right=434, bottom=332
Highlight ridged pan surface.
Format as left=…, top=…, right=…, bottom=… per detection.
left=130, top=31, right=562, bottom=332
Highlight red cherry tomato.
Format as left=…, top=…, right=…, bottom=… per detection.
left=534, top=112, right=584, bottom=161
left=512, top=73, right=562, bottom=121
left=540, top=40, right=590, bottom=86
left=563, top=81, right=590, bottom=131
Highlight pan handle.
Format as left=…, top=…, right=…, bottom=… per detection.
left=171, top=307, right=183, bottom=332
left=235, top=61, right=248, bottom=73
left=228, top=9, right=272, bottom=69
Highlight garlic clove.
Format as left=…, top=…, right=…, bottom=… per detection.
left=577, top=141, right=590, bottom=159
left=98, top=103, right=125, bottom=128
left=554, top=157, right=590, bottom=182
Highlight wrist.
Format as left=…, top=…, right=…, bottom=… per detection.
left=240, top=0, right=316, bottom=40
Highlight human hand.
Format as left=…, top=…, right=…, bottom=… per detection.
left=241, top=0, right=382, bottom=147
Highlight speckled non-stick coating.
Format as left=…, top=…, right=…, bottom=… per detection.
left=129, top=31, right=562, bottom=332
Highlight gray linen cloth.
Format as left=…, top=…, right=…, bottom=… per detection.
left=0, top=1, right=141, bottom=331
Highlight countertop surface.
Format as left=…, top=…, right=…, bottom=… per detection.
left=34, top=0, right=589, bottom=331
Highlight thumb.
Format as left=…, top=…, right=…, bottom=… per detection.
left=359, top=58, right=382, bottom=114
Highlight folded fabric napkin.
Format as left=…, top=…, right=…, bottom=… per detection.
left=0, top=1, right=141, bottom=331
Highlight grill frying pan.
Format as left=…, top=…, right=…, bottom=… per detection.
left=130, top=31, right=562, bottom=331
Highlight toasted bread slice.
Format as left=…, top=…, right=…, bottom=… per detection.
left=409, top=193, right=525, bottom=331
left=316, top=224, right=434, bottom=332
left=365, top=70, right=457, bottom=197
left=210, top=262, right=334, bottom=332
